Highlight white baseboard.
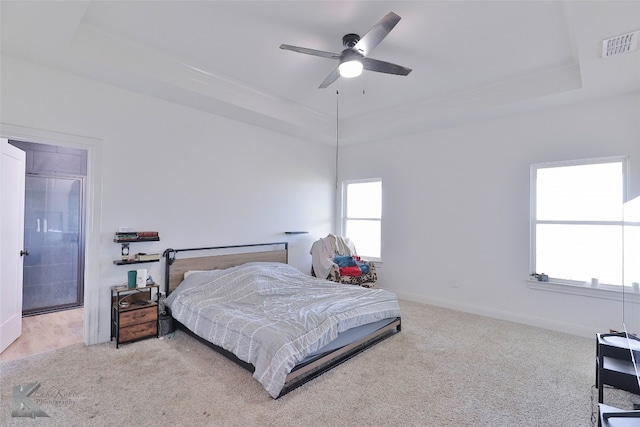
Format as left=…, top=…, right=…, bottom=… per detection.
left=394, top=290, right=596, bottom=339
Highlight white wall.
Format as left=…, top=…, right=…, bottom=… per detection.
left=1, top=56, right=336, bottom=343
left=338, top=92, right=640, bottom=338
left=4, top=53, right=640, bottom=343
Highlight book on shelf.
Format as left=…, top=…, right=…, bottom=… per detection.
left=134, top=253, right=160, bottom=262
left=115, top=232, right=137, bottom=240
left=136, top=231, right=159, bottom=238
left=115, top=231, right=159, bottom=241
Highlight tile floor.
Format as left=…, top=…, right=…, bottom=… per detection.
left=0, top=308, right=83, bottom=362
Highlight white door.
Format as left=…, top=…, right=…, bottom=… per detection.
left=0, top=139, right=26, bottom=353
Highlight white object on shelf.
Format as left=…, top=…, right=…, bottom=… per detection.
left=136, top=269, right=147, bottom=288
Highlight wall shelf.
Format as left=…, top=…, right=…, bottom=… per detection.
left=113, top=259, right=159, bottom=265
left=114, top=231, right=160, bottom=265
left=114, top=237, right=160, bottom=243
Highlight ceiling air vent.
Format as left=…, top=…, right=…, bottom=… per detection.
left=602, top=30, right=639, bottom=58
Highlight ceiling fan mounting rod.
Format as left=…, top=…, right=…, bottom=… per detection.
left=342, top=33, right=360, bottom=48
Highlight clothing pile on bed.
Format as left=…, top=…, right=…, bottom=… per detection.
left=310, top=234, right=377, bottom=288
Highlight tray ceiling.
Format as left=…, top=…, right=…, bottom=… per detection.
left=2, top=1, right=639, bottom=145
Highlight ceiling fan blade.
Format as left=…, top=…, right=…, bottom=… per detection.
left=354, top=12, right=401, bottom=57
left=319, top=68, right=341, bottom=89
left=279, top=44, right=340, bottom=59
left=361, top=57, right=412, bottom=76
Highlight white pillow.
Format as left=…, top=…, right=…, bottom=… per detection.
left=183, top=270, right=207, bottom=279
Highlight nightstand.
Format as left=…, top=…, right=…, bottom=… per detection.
left=111, top=284, right=159, bottom=348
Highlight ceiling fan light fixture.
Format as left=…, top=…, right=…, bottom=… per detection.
left=280, top=12, right=411, bottom=88
left=338, top=60, right=363, bottom=78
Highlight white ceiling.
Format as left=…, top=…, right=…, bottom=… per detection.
left=2, top=1, right=639, bottom=146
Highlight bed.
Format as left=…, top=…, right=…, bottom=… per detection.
left=162, top=242, right=401, bottom=398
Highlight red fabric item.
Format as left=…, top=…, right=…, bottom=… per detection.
left=339, top=266, right=362, bottom=276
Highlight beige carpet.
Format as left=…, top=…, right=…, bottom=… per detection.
left=0, top=300, right=637, bottom=426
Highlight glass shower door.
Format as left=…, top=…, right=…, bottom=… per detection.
left=22, top=175, right=84, bottom=314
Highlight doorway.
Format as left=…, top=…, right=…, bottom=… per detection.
left=8, top=140, right=87, bottom=316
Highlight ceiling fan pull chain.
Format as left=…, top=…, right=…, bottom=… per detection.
left=335, top=86, right=340, bottom=190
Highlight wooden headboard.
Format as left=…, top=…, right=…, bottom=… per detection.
left=163, top=242, right=288, bottom=294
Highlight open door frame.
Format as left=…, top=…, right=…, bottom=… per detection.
left=1, top=124, right=103, bottom=346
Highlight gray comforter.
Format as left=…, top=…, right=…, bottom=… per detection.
left=165, top=262, right=401, bottom=398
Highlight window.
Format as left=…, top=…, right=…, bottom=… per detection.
left=531, top=157, right=627, bottom=287
left=342, top=179, right=382, bottom=261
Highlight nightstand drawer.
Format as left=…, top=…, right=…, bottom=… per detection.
left=120, top=306, right=157, bottom=327
left=119, top=321, right=157, bottom=342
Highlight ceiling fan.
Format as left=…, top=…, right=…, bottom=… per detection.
left=280, top=11, right=412, bottom=89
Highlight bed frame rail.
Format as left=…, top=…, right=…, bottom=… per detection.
left=173, top=316, right=401, bottom=398
left=279, top=317, right=401, bottom=397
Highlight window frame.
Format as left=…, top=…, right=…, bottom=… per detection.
left=340, top=178, right=383, bottom=262
left=529, top=156, right=628, bottom=290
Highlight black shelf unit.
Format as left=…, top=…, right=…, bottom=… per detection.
left=114, top=232, right=160, bottom=265
left=596, top=332, right=640, bottom=426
